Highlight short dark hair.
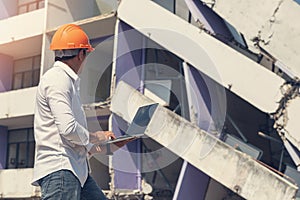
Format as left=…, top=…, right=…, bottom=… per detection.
left=55, top=55, right=76, bottom=62
left=54, top=49, right=87, bottom=61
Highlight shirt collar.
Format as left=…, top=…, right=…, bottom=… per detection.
left=53, top=61, right=79, bottom=82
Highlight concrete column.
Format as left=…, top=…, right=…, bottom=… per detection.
left=112, top=21, right=145, bottom=190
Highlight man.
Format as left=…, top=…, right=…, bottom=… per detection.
left=32, top=24, right=122, bottom=200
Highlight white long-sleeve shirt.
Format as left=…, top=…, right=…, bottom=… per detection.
left=32, top=61, right=93, bottom=187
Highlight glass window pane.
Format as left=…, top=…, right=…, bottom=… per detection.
left=176, top=0, right=190, bottom=21
left=23, top=71, right=33, bottom=87
left=9, top=130, right=28, bottom=143
left=224, top=21, right=247, bottom=48
left=145, top=48, right=160, bottom=80
left=28, top=3, right=37, bottom=12
left=39, top=1, right=45, bottom=9
left=28, top=129, right=35, bottom=142
left=152, top=0, right=175, bottom=13
left=14, top=58, right=32, bottom=73
left=13, top=73, right=23, bottom=89
left=33, top=69, right=40, bottom=86
left=18, top=6, right=27, bottom=14
left=145, top=49, right=182, bottom=79
left=7, top=144, right=17, bottom=169
left=28, top=142, right=35, bottom=168
left=33, top=55, right=41, bottom=69
left=7, top=128, right=34, bottom=169
left=18, top=143, right=27, bottom=168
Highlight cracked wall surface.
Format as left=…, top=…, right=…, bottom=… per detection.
left=212, top=0, right=300, bottom=77
left=257, top=0, right=284, bottom=45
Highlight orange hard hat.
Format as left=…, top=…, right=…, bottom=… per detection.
left=50, top=24, right=94, bottom=52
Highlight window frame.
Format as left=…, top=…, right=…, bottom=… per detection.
left=6, top=128, right=35, bottom=169
left=12, top=55, right=41, bottom=90
left=17, top=0, right=45, bottom=15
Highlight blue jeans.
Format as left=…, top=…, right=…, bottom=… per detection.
left=38, top=170, right=107, bottom=200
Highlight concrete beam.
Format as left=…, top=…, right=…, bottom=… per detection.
left=117, top=0, right=284, bottom=113
left=111, top=81, right=298, bottom=200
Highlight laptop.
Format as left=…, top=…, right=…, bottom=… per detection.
left=105, top=103, right=159, bottom=144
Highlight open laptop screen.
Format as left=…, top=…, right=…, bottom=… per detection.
left=105, top=103, right=158, bottom=144
left=126, top=103, right=159, bottom=136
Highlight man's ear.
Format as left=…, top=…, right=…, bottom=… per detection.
left=78, top=49, right=85, bottom=61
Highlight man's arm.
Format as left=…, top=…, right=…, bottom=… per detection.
left=46, top=82, right=117, bottom=152
left=46, top=81, right=90, bottom=146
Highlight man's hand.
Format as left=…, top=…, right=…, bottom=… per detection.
left=88, top=144, right=102, bottom=155
left=90, top=131, right=116, bottom=144
left=89, top=138, right=136, bottom=156
left=113, top=138, right=136, bottom=148
left=108, top=137, right=136, bottom=153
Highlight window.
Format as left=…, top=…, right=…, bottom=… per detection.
left=18, top=0, right=45, bottom=15
left=145, top=47, right=189, bottom=118
left=152, top=0, right=175, bottom=13
left=7, top=128, right=35, bottom=169
left=152, top=0, right=190, bottom=21
left=13, top=55, right=40, bottom=90
left=224, top=21, right=248, bottom=49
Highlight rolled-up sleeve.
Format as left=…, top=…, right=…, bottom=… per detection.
left=46, top=77, right=89, bottom=146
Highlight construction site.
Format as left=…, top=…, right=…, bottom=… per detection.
left=1, top=0, right=300, bottom=199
